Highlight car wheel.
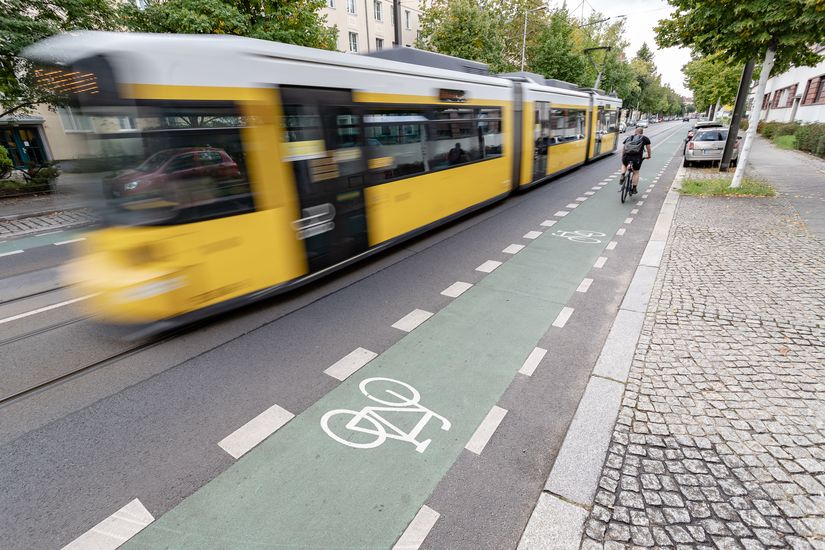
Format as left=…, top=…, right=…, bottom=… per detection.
left=683, top=159, right=691, bottom=168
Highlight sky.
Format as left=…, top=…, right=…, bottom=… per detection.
left=569, top=0, right=692, bottom=97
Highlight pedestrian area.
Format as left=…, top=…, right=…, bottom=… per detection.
left=580, top=188, right=825, bottom=547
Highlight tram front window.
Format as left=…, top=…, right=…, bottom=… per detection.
left=86, top=103, right=255, bottom=226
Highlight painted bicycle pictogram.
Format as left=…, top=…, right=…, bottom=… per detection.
left=551, top=229, right=606, bottom=243
left=320, top=377, right=451, bottom=453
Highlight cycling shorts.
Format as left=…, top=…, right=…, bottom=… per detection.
left=622, top=155, right=643, bottom=171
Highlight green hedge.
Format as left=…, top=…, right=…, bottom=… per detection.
left=758, top=121, right=825, bottom=158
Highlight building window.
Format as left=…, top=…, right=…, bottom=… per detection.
left=762, top=94, right=770, bottom=110
left=57, top=106, right=92, bottom=132
left=327, top=0, right=334, bottom=6
left=374, top=0, right=383, bottom=21
left=348, top=32, right=359, bottom=53
left=346, top=0, right=356, bottom=14
left=405, top=10, right=411, bottom=29
left=803, top=75, right=825, bottom=105
left=375, top=38, right=384, bottom=50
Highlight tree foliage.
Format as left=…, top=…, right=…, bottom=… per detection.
left=528, top=8, right=587, bottom=83
left=121, top=0, right=337, bottom=50
left=682, top=53, right=742, bottom=112
left=656, top=0, right=825, bottom=74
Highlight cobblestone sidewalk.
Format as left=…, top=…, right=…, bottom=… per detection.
left=582, top=197, right=825, bottom=549
left=0, top=209, right=96, bottom=238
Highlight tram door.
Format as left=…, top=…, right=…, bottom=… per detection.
left=594, top=106, right=605, bottom=156
left=281, top=87, right=369, bottom=273
left=533, top=101, right=550, bottom=180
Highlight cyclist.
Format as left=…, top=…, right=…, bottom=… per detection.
left=620, top=127, right=652, bottom=194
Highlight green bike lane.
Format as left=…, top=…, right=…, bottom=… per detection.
left=125, top=131, right=683, bottom=549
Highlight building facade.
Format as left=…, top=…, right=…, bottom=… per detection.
left=759, top=46, right=825, bottom=123
left=321, top=0, right=421, bottom=54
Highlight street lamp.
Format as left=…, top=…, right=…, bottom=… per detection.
left=521, top=5, right=547, bottom=72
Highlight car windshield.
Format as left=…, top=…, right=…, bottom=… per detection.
left=695, top=130, right=728, bottom=141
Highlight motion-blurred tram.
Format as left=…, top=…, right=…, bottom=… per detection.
left=24, top=32, right=622, bottom=333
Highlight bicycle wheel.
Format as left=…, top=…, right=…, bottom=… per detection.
left=360, top=377, right=420, bottom=406
left=321, top=409, right=386, bottom=449
left=621, top=173, right=630, bottom=203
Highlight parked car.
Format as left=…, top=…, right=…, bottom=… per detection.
left=683, top=127, right=740, bottom=167
left=694, top=121, right=725, bottom=129
left=635, top=119, right=649, bottom=128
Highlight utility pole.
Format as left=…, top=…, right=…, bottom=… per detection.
left=720, top=58, right=755, bottom=171
left=393, top=0, right=402, bottom=46
left=583, top=46, right=611, bottom=89
left=521, top=5, right=547, bottom=72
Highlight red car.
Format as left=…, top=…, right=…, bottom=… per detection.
left=107, top=148, right=240, bottom=198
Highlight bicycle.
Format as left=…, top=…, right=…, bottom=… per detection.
left=620, top=163, right=634, bottom=203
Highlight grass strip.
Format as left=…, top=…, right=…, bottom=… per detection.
left=680, top=177, right=775, bottom=197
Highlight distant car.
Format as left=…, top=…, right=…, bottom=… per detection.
left=683, top=127, right=740, bottom=167
left=105, top=147, right=241, bottom=198
left=683, top=117, right=690, bottom=122
left=635, top=119, right=649, bottom=128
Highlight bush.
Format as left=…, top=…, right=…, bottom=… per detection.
left=739, top=119, right=749, bottom=131
left=774, top=135, right=797, bottom=149
left=0, top=146, right=13, bottom=179
left=794, top=123, right=825, bottom=157
left=760, top=121, right=800, bottom=139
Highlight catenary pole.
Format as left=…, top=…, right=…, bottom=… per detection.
left=720, top=58, right=755, bottom=172
left=731, top=45, right=775, bottom=188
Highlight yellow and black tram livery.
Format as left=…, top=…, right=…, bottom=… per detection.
left=24, top=32, right=622, bottom=334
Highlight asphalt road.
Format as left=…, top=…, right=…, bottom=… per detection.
left=0, top=121, right=688, bottom=549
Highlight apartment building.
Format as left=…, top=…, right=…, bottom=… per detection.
left=321, top=0, right=421, bottom=54
left=758, top=46, right=825, bottom=123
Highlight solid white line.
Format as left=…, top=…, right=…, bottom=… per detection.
left=503, top=243, right=525, bottom=254
left=54, top=237, right=86, bottom=246
left=441, top=281, right=472, bottom=298
left=523, top=231, right=542, bottom=239
left=636, top=201, right=644, bottom=205
left=566, top=203, right=579, bottom=209
left=476, top=260, right=502, bottom=273
left=552, top=307, right=574, bottom=328
left=631, top=209, right=639, bottom=214
left=624, top=218, right=634, bottom=224
left=392, top=309, right=434, bottom=332
left=606, top=241, right=617, bottom=250
left=519, top=347, right=547, bottom=376
left=594, top=256, right=607, bottom=269
left=0, top=250, right=23, bottom=258
left=218, top=404, right=294, bottom=459
left=37, top=230, right=64, bottom=236
left=616, top=228, right=626, bottom=236
left=584, top=191, right=595, bottom=196
left=324, top=347, right=377, bottom=381
left=576, top=278, right=593, bottom=293
left=392, top=505, right=440, bottom=550
left=0, top=295, right=94, bottom=326
left=465, top=406, right=508, bottom=454
left=554, top=211, right=568, bottom=217
left=63, top=499, right=154, bottom=550
left=576, top=197, right=587, bottom=202
left=540, top=220, right=557, bottom=227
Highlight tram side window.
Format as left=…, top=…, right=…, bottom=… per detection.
left=549, top=108, right=586, bottom=143
left=606, top=110, right=619, bottom=132
left=427, top=107, right=502, bottom=170
left=364, top=112, right=427, bottom=183
left=92, top=104, right=255, bottom=226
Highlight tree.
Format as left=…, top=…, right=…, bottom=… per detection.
left=682, top=53, right=742, bottom=112
left=656, top=0, right=825, bottom=187
left=528, top=8, right=587, bottom=82
left=416, top=0, right=509, bottom=72
left=0, top=0, right=116, bottom=118
left=121, top=0, right=337, bottom=50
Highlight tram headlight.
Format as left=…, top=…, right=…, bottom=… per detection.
left=119, top=276, right=185, bottom=302
left=124, top=181, right=140, bottom=190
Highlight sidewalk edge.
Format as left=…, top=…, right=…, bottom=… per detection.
left=517, top=165, right=686, bottom=550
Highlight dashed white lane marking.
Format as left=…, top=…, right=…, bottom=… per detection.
left=554, top=211, right=569, bottom=217
left=594, top=256, right=607, bottom=269
left=584, top=191, right=595, bottom=196
left=476, top=260, right=502, bottom=273
left=552, top=306, right=575, bottom=328
left=0, top=250, right=23, bottom=258
left=63, top=498, right=154, bottom=550
left=324, top=347, right=377, bottom=381
left=392, top=309, right=434, bottom=332
left=441, top=281, right=473, bottom=298
left=392, top=505, right=440, bottom=550
left=631, top=209, right=639, bottom=214
left=54, top=237, right=86, bottom=246
left=523, top=231, right=543, bottom=240
left=218, top=404, right=294, bottom=459
left=0, top=295, right=94, bottom=326
left=518, top=347, right=547, bottom=376
left=566, top=203, right=579, bottom=209
left=576, top=278, right=593, bottom=293
left=466, top=405, right=508, bottom=455
left=637, top=201, right=644, bottom=205
left=576, top=197, right=587, bottom=202
left=540, top=220, right=557, bottom=227
left=624, top=218, right=634, bottom=224
left=606, top=241, right=617, bottom=250
left=503, top=243, right=525, bottom=254
left=591, top=186, right=601, bottom=190
left=616, top=228, right=626, bottom=236
left=642, top=194, right=649, bottom=199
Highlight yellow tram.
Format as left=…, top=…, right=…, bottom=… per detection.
left=24, top=32, right=622, bottom=333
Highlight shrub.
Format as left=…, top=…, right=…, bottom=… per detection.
left=21, top=161, right=60, bottom=188
left=0, top=146, right=13, bottom=179
left=794, top=123, right=825, bottom=157
left=774, top=135, right=797, bottom=149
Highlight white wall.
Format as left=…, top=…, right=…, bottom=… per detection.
left=760, top=52, right=825, bottom=123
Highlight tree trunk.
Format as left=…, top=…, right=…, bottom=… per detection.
left=731, top=45, right=775, bottom=188
left=720, top=58, right=756, bottom=172
left=713, top=98, right=721, bottom=121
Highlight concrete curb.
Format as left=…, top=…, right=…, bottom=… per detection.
left=518, top=165, right=687, bottom=550
left=0, top=206, right=89, bottom=223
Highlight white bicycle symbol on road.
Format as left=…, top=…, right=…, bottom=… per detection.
left=321, top=377, right=451, bottom=453
left=552, top=229, right=606, bottom=243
